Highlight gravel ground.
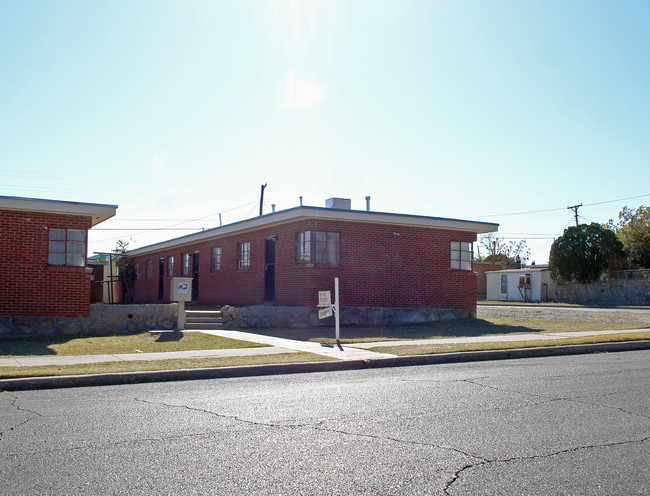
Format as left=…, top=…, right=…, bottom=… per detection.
left=477, top=305, right=650, bottom=327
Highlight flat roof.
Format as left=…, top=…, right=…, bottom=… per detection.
left=128, top=205, right=499, bottom=256
left=0, top=195, right=117, bottom=226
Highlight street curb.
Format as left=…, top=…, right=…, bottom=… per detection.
left=1, top=340, right=649, bottom=392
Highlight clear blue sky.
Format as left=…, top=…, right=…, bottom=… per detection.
left=1, top=0, right=649, bottom=263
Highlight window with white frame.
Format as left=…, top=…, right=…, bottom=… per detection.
left=145, top=260, right=153, bottom=279
left=211, top=246, right=222, bottom=272
left=450, top=241, right=472, bottom=270
left=500, top=274, right=508, bottom=294
left=238, top=242, right=250, bottom=269
left=298, top=231, right=311, bottom=263
left=48, top=228, right=86, bottom=266
left=168, top=256, right=174, bottom=277
left=134, top=262, right=140, bottom=280
left=183, top=253, right=191, bottom=276
left=297, top=231, right=340, bottom=266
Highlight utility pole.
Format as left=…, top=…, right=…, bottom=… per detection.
left=259, top=183, right=267, bottom=216
left=567, top=203, right=582, bottom=226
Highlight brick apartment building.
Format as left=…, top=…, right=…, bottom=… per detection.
left=127, top=199, right=498, bottom=323
left=0, top=196, right=117, bottom=317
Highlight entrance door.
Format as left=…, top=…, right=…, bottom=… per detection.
left=265, top=237, right=276, bottom=301
left=158, top=257, right=165, bottom=301
left=192, top=251, right=199, bottom=301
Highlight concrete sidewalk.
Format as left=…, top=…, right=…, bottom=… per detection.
left=1, top=330, right=649, bottom=391
left=1, top=328, right=647, bottom=368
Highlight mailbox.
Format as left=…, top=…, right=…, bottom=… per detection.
left=170, top=277, right=193, bottom=302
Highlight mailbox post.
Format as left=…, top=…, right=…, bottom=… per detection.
left=318, top=277, right=340, bottom=347
left=170, top=277, right=193, bottom=330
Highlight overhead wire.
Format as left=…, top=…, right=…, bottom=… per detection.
left=472, top=193, right=650, bottom=219
left=92, top=200, right=260, bottom=245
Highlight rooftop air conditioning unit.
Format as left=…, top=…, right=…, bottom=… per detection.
left=325, top=198, right=351, bottom=210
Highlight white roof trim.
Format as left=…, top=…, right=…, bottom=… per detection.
left=128, top=206, right=498, bottom=256
left=0, top=196, right=117, bottom=226
left=485, top=268, right=549, bottom=274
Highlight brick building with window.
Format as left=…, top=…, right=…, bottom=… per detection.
left=126, top=199, right=498, bottom=325
left=0, top=196, right=117, bottom=317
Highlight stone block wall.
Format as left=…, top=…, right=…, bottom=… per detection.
left=554, top=279, right=650, bottom=306
left=0, top=303, right=177, bottom=338
left=1, top=302, right=475, bottom=338
left=223, top=305, right=475, bottom=328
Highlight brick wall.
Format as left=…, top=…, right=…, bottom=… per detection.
left=128, top=218, right=478, bottom=311
left=0, top=210, right=92, bottom=316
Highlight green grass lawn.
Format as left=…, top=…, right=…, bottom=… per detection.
left=0, top=331, right=268, bottom=358
left=367, top=330, right=650, bottom=356
left=305, top=316, right=650, bottom=345
left=0, top=352, right=335, bottom=379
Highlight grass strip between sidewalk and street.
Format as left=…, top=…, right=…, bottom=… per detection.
left=0, top=331, right=267, bottom=357
left=309, top=316, right=650, bottom=344
left=367, top=331, right=650, bottom=356
left=0, top=352, right=335, bottom=379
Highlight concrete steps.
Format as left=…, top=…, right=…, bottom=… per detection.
left=184, top=310, right=224, bottom=330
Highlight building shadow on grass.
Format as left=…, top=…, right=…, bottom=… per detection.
left=153, top=332, right=184, bottom=343
left=0, top=336, right=70, bottom=356
left=245, top=318, right=546, bottom=343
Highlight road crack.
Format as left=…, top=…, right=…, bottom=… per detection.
left=135, top=397, right=488, bottom=462
left=0, top=392, right=43, bottom=441
left=443, top=436, right=650, bottom=495
left=462, top=378, right=650, bottom=419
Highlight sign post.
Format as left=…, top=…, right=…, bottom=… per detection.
left=334, top=277, right=340, bottom=346
left=317, top=277, right=340, bottom=348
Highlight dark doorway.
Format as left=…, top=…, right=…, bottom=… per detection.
left=192, top=251, right=199, bottom=301
left=158, top=257, right=165, bottom=301
left=265, top=236, right=276, bottom=301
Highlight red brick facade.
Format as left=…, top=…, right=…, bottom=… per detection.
left=0, top=197, right=117, bottom=317
left=128, top=211, right=491, bottom=311
left=0, top=210, right=92, bottom=316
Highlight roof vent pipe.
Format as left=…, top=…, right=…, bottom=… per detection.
left=299, top=196, right=303, bottom=206
left=272, top=204, right=276, bottom=213
left=365, top=196, right=371, bottom=211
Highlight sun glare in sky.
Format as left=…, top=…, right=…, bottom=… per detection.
left=284, top=72, right=324, bottom=108
left=0, top=0, right=649, bottom=262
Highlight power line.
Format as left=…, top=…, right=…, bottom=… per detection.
left=473, top=193, right=650, bottom=219
left=92, top=200, right=259, bottom=245
left=583, top=193, right=650, bottom=207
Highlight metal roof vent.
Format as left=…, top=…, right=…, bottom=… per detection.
left=325, top=197, right=351, bottom=210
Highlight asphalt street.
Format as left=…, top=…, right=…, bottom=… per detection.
left=1, top=350, right=648, bottom=495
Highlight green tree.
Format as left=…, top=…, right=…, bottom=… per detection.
left=549, top=223, right=625, bottom=283
left=607, top=205, right=650, bottom=268
left=477, top=233, right=530, bottom=268
left=113, top=239, right=136, bottom=303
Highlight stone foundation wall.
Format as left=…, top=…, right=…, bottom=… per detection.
left=0, top=303, right=177, bottom=338
left=1, top=303, right=474, bottom=338
left=554, top=279, right=650, bottom=306
left=224, top=305, right=475, bottom=328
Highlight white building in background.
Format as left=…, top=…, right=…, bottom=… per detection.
left=486, top=267, right=556, bottom=303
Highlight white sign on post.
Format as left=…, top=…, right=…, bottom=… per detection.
left=318, top=291, right=331, bottom=307
left=318, top=307, right=333, bottom=319
left=316, top=279, right=340, bottom=346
